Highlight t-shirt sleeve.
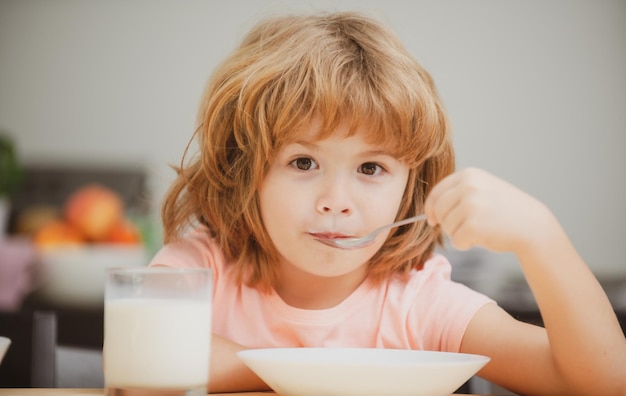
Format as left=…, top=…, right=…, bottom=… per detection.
left=406, top=254, right=495, bottom=353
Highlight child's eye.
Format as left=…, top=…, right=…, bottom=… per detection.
left=359, top=162, right=384, bottom=176
left=290, top=157, right=317, bottom=171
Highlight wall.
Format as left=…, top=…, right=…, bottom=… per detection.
left=1, top=0, right=624, bottom=280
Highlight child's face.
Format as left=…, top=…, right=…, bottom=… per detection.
left=258, top=119, right=410, bottom=281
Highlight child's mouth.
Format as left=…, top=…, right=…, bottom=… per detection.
left=309, top=232, right=351, bottom=240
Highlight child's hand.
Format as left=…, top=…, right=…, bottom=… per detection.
left=424, top=168, right=557, bottom=253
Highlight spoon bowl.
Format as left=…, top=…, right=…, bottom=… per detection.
left=315, top=214, right=428, bottom=249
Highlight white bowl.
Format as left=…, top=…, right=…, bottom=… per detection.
left=0, top=337, right=11, bottom=366
left=37, top=245, right=149, bottom=307
left=237, top=347, right=489, bottom=396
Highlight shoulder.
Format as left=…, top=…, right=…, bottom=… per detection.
left=411, top=252, right=454, bottom=281
left=383, top=253, right=494, bottom=351
left=387, top=253, right=467, bottom=304
left=149, top=225, right=228, bottom=273
left=407, top=253, right=493, bottom=308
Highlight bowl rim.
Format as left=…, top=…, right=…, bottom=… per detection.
left=237, top=347, right=491, bottom=366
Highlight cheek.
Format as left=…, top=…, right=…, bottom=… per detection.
left=258, top=183, right=278, bottom=232
left=259, top=176, right=301, bottom=236
left=389, top=172, right=410, bottom=214
left=367, top=180, right=409, bottom=220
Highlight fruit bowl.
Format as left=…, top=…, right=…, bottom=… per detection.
left=237, top=347, right=489, bottom=396
left=36, top=244, right=149, bottom=308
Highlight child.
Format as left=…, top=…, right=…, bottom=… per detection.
left=150, top=11, right=626, bottom=395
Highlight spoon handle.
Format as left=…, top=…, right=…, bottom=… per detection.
left=375, top=214, right=427, bottom=233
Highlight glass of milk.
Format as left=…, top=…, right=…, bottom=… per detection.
left=103, top=267, right=212, bottom=396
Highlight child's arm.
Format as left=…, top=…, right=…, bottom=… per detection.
left=208, top=333, right=271, bottom=393
left=425, top=168, right=626, bottom=395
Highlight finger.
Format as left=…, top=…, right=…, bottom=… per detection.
left=433, top=185, right=464, bottom=231
left=424, top=171, right=463, bottom=225
left=432, top=189, right=476, bottom=250
left=446, top=210, right=481, bottom=251
left=432, top=169, right=488, bottom=249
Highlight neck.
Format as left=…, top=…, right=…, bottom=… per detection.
left=274, top=264, right=367, bottom=310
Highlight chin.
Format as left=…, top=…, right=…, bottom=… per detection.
left=293, top=253, right=372, bottom=279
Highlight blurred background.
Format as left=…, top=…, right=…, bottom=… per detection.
left=3, top=0, right=625, bottom=276
left=0, top=0, right=625, bottom=390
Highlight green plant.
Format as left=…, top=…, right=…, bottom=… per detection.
left=0, top=133, right=23, bottom=197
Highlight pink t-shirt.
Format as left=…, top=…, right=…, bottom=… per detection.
left=149, top=227, right=494, bottom=353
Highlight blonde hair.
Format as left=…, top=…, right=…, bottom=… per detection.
left=162, top=11, right=454, bottom=289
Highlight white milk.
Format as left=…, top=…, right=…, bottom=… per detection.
left=104, top=298, right=211, bottom=388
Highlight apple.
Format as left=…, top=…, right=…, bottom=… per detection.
left=102, top=218, right=141, bottom=244
left=64, top=184, right=124, bottom=241
left=33, top=219, right=86, bottom=247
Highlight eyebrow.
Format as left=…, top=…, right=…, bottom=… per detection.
left=291, top=141, right=395, bottom=158
left=361, top=149, right=395, bottom=157
left=292, top=140, right=316, bottom=149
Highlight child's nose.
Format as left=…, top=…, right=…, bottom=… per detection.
left=316, top=176, right=353, bottom=215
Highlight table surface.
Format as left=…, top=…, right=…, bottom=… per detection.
left=0, top=392, right=271, bottom=396
left=0, top=390, right=489, bottom=396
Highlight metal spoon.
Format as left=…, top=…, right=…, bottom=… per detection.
left=314, top=214, right=428, bottom=250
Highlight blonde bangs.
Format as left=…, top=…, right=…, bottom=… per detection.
left=223, top=12, right=449, bottom=170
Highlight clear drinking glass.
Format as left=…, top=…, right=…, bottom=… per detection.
left=103, top=267, right=212, bottom=396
